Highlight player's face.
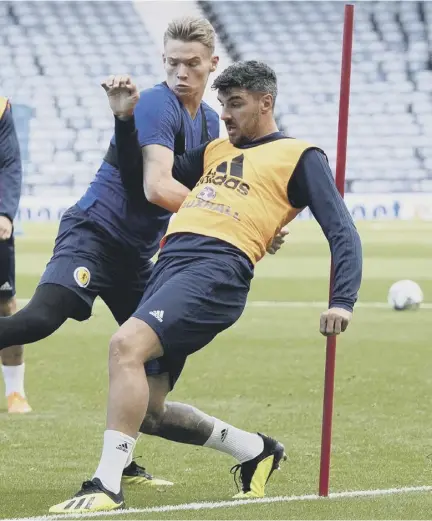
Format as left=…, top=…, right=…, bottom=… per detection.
left=218, top=89, right=263, bottom=146
left=163, top=39, right=218, bottom=99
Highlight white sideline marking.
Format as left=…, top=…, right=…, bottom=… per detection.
left=16, top=298, right=432, bottom=310
left=247, top=301, right=432, bottom=309
left=3, top=485, right=432, bottom=521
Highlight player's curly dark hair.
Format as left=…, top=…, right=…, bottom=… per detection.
left=212, top=61, right=278, bottom=106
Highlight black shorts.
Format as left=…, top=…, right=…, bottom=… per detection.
left=39, top=205, right=153, bottom=323
left=135, top=253, right=251, bottom=388
left=0, top=235, right=15, bottom=299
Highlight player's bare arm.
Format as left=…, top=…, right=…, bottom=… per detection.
left=114, top=114, right=207, bottom=198
left=141, top=144, right=190, bottom=213
left=102, top=74, right=191, bottom=213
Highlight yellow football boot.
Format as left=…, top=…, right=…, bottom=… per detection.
left=49, top=478, right=124, bottom=514
left=122, top=460, right=174, bottom=487
left=231, top=433, right=287, bottom=498
left=7, top=392, right=32, bottom=414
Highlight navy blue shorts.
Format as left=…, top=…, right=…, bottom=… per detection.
left=134, top=253, right=251, bottom=387
left=0, top=235, right=15, bottom=299
left=39, top=205, right=153, bottom=323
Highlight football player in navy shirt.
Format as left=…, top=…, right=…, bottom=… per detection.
left=0, top=16, right=220, bottom=485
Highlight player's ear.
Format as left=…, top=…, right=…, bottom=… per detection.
left=210, top=55, right=219, bottom=73
left=162, top=53, right=166, bottom=65
left=260, top=94, right=273, bottom=114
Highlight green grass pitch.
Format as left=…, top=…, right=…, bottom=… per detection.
left=0, top=220, right=431, bottom=520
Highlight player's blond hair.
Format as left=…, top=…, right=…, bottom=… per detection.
left=164, top=16, right=216, bottom=54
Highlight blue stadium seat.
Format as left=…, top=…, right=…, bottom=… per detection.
left=1, top=0, right=161, bottom=195
left=200, top=0, right=432, bottom=192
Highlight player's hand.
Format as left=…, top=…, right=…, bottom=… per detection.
left=101, top=75, right=139, bottom=119
left=267, top=228, right=289, bottom=255
left=0, top=216, right=12, bottom=241
left=319, top=307, right=352, bottom=336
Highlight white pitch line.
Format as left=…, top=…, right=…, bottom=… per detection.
left=247, top=300, right=432, bottom=309
left=16, top=299, right=432, bottom=310
left=249, top=301, right=432, bottom=309
left=251, top=301, right=432, bottom=309
left=3, top=485, right=432, bottom=521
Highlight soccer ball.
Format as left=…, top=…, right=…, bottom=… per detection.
left=387, top=280, right=423, bottom=311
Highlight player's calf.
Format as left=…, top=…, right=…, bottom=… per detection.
left=0, top=296, right=31, bottom=413
left=0, top=294, right=23, bottom=365
left=90, top=318, right=165, bottom=497
left=140, top=406, right=164, bottom=435
left=0, top=294, right=17, bottom=317
left=107, top=319, right=163, bottom=435
left=139, top=396, right=286, bottom=497
left=54, top=321, right=170, bottom=511
left=120, top=374, right=174, bottom=487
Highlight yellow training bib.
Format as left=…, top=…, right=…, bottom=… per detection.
left=166, top=136, right=318, bottom=264
left=0, top=97, right=8, bottom=120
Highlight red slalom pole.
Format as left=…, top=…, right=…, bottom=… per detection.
left=318, top=4, right=354, bottom=497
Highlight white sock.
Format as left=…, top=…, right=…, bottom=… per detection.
left=124, top=433, right=141, bottom=468
left=93, top=430, right=136, bottom=494
left=2, top=364, right=25, bottom=397
left=204, top=418, right=264, bottom=463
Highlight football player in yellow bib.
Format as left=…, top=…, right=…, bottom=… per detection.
left=51, top=62, right=362, bottom=513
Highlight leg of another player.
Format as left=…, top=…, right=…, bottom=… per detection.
left=0, top=284, right=83, bottom=349
left=141, top=372, right=265, bottom=462
left=138, top=373, right=286, bottom=498
left=92, top=317, right=163, bottom=495
left=0, top=296, right=32, bottom=413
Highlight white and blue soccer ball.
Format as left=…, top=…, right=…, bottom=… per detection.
left=388, top=280, right=423, bottom=311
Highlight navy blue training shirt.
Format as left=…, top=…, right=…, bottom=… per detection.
left=77, top=82, right=219, bottom=258
left=115, top=121, right=362, bottom=312
left=0, top=101, right=22, bottom=221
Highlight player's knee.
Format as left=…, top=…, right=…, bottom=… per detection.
left=0, top=296, right=16, bottom=317
left=109, top=320, right=162, bottom=368
left=109, top=330, right=142, bottom=368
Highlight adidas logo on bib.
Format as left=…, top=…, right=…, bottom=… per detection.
left=149, top=310, right=164, bottom=323
left=0, top=282, right=12, bottom=291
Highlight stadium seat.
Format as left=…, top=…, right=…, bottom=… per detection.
left=200, top=0, right=432, bottom=191
left=1, top=1, right=162, bottom=194
left=1, top=1, right=431, bottom=194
